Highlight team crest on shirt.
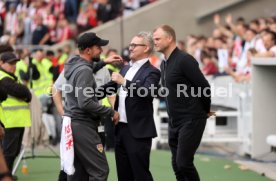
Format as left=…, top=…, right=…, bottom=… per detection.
left=97, top=144, right=104, bottom=153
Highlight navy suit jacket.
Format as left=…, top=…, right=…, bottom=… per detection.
left=110, top=61, right=161, bottom=139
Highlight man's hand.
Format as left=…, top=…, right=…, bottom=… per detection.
left=112, top=72, right=125, bottom=85
left=104, top=55, right=123, bottom=64
left=207, top=111, right=216, bottom=118
left=112, top=111, right=120, bottom=125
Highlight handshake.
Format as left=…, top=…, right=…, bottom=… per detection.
left=112, top=111, right=120, bottom=125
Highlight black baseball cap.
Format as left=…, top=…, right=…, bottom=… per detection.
left=77, top=32, right=109, bottom=50
left=0, top=52, right=20, bottom=63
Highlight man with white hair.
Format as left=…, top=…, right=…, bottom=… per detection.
left=111, top=31, right=160, bottom=181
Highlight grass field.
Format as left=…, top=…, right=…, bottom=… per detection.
left=15, top=150, right=271, bottom=181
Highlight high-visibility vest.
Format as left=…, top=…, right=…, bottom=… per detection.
left=0, top=104, right=5, bottom=124
left=32, top=58, right=53, bottom=96
left=58, top=53, right=68, bottom=65
left=102, top=97, right=111, bottom=107
left=15, top=59, right=28, bottom=85
left=105, top=64, right=120, bottom=73
left=0, top=71, right=31, bottom=128
left=101, top=64, right=119, bottom=107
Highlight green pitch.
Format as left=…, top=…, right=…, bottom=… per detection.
left=15, top=150, right=270, bottom=181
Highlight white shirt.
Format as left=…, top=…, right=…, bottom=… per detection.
left=269, top=46, right=276, bottom=56
left=118, top=58, right=148, bottom=123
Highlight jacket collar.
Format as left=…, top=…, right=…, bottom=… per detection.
left=0, top=68, right=17, bottom=81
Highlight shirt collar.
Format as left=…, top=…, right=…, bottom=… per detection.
left=129, top=58, right=148, bottom=68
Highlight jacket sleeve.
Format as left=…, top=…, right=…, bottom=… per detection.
left=124, top=68, right=161, bottom=98
left=96, top=81, right=118, bottom=100
left=19, top=64, right=40, bottom=81
left=180, top=54, right=211, bottom=113
left=0, top=80, right=8, bottom=102
left=0, top=77, right=32, bottom=102
left=74, top=69, right=114, bottom=117
left=93, top=61, right=106, bottom=74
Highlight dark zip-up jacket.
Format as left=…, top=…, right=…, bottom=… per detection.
left=161, top=48, right=211, bottom=124
left=64, top=55, right=114, bottom=129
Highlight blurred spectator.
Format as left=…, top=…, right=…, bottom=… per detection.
left=121, top=46, right=130, bottom=64
left=109, top=0, right=122, bottom=18
left=123, top=0, right=139, bottom=16
left=269, top=18, right=276, bottom=33
left=47, top=0, right=64, bottom=17
left=64, top=0, right=79, bottom=23
left=15, top=48, right=40, bottom=86
left=5, top=0, right=20, bottom=10
left=194, top=36, right=207, bottom=65
left=236, top=28, right=258, bottom=72
left=201, top=51, right=218, bottom=75
left=214, top=37, right=229, bottom=73
left=77, top=4, right=89, bottom=33
left=0, top=2, right=4, bottom=37
left=254, top=30, right=276, bottom=57
left=57, top=18, right=72, bottom=43
left=139, top=0, right=154, bottom=7
left=0, top=0, right=154, bottom=46
left=5, top=3, right=22, bottom=36
left=0, top=1, right=5, bottom=18
left=249, top=19, right=260, bottom=33
left=77, top=1, right=98, bottom=33
left=86, top=2, right=98, bottom=28
left=57, top=44, right=71, bottom=70
left=32, top=15, right=50, bottom=45
left=97, top=0, right=113, bottom=25
left=186, top=34, right=198, bottom=55
left=47, top=50, right=60, bottom=82
left=231, top=23, right=248, bottom=67
left=20, top=11, right=32, bottom=44
left=105, top=49, right=121, bottom=74
left=16, top=0, right=30, bottom=16
left=258, top=18, right=268, bottom=31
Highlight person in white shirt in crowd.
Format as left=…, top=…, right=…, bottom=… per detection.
left=253, top=30, right=276, bottom=57
left=122, top=0, right=140, bottom=16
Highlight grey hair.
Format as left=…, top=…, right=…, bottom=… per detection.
left=136, top=31, right=154, bottom=55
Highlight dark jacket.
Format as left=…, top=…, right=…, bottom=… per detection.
left=109, top=61, right=161, bottom=139
left=0, top=79, right=7, bottom=126
left=161, top=48, right=211, bottom=123
left=18, top=60, right=40, bottom=82
left=64, top=55, right=114, bottom=129
left=0, top=68, right=32, bottom=103
left=0, top=80, right=7, bottom=102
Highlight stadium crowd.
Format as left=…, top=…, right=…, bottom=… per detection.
left=0, top=0, right=156, bottom=46
left=0, top=1, right=276, bottom=179
left=180, top=14, right=276, bottom=82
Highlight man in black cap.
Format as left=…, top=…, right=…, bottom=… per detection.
left=0, top=45, right=15, bottom=181
left=0, top=52, right=32, bottom=180
left=63, top=32, right=121, bottom=181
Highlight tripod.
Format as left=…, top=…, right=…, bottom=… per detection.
left=12, top=56, right=59, bottom=175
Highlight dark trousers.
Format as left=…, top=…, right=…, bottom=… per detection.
left=104, top=117, right=115, bottom=150
left=115, top=123, right=153, bottom=181
left=2, top=127, right=25, bottom=171
left=60, top=121, right=107, bottom=181
left=68, top=121, right=109, bottom=181
left=169, top=118, right=206, bottom=181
